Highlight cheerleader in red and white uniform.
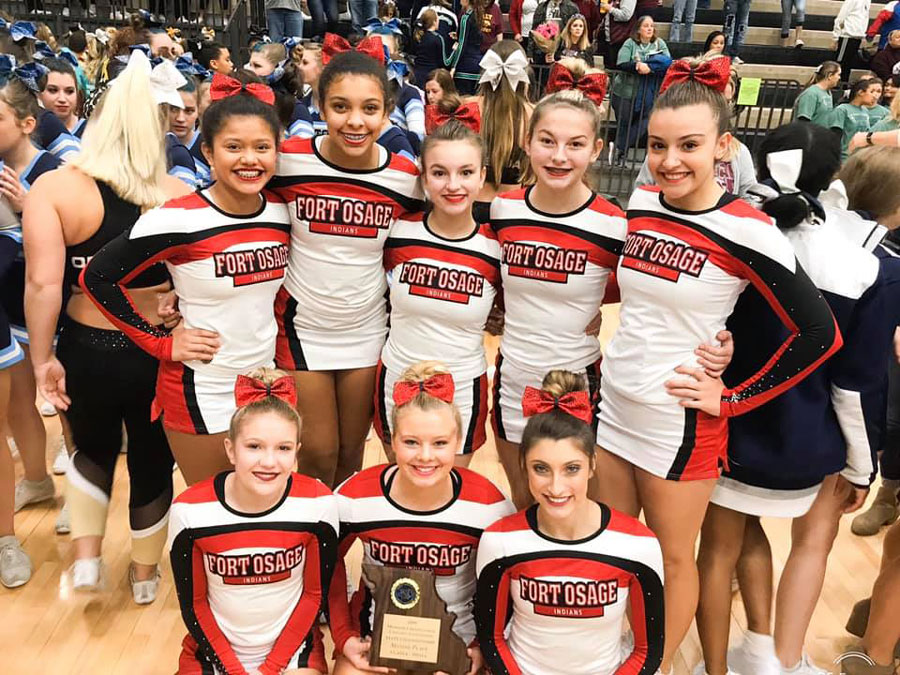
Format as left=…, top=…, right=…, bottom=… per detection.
left=593, top=57, right=842, bottom=672
left=475, top=370, right=665, bottom=675
left=269, top=45, right=424, bottom=488
left=81, top=74, right=291, bottom=485
left=329, top=361, right=515, bottom=675
left=375, top=118, right=498, bottom=465
left=168, top=369, right=338, bottom=675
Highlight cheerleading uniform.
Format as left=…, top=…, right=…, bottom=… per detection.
left=489, top=187, right=627, bottom=444
left=33, top=109, right=80, bottom=163
left=375, top=214, right=501, bottom=454
left=389, top=83, right=426, bottom=154
left=475, top=504, right=665, bottom=675
left=187, top=131, right=213, bottom=188
left=167, top=132, right=200, bottom=187
left=712, top=214, right=894, bottom=516
left=0, top=149, right=61, bottom=345
left=597, top=187, right=842, bottom=482
left=71, top=117, right=87, bottom=139
left=328, top=464, right=515, bottom=653
left=0, top=212, right=24, bottom=370
left=80, top=189, right=291, bottom=435
left=269, top=136, right=424, bottom=371
left=168, top=471, right=339, bottom=675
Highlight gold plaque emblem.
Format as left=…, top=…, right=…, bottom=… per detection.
left=390, top=577, right=421, bottom=610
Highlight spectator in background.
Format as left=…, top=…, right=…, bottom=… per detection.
left=868, top=0, right=900, bottom=50
left=510, top=0, right=541, bottom=45
left=308, top=0, right=340, bottom=39
left=197, top=41, right=233, bottom=75
left=872, top=30, right=900, bottom=81
left=530, top=0, right=580, bottom=62
left=423, top=67, right=457, bottom=103
left=832, top=0, right=870, bottom=75
left=872, top=82, right=900, bottom=130
left=598, top=0, right=658, bottom=65
left=266, top=0, right=304, bottom=42
left=830, top=76, right=881, bottom=159
left=780, top=0, right=805, bottom=47
left=670, top=0, right=697, bottom=43
left=555, top=14, right=594, bottom=63
left=414, top=0, right=458, bottom=38
left=882, top=73, right=900, bottom=105
left=793, top=60, right=841, bottom=126
left=865, top=77, right=890, bottom=124
left=573, top=0, right=603, bottom=48
left=703, top=29, right=726, bottom=55
left=413, top=10, right=452, bottom=85
left=724, top=0, right=751, bottom=63
left=447, top=0, right=484, bottom=93
left=480, top=0, right=504, bottom=53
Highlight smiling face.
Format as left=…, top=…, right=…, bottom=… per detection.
left=321, top=73, right=388, bottom=168
left=648, top=102, right=730, bottom=210
left=40, top=71, right=78, bottom=123
left=525, top=438, right=594, bottom=519
left=425, top=79, right=443, bottom=105
left=224, top=411, right=298, bottom=502
left=202, top=114, right=278, bottom=200
left=168, top=89, right=198, bottom=143
left=422, top=139, right=485, bottom=218
left=392, top=405, right=459, bottom=491
left=526, top=104, right=602, bottom=193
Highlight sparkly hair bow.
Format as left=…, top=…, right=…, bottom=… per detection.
left=210, top=72, right=275, bottom=105
left=0, top=57, right=49, bottom=93
left=128, top=43, right=163, bottom=66
left=521, top=387, right=593, bottom=425
left=57, top=48, right=80, bottom=69
left=386, top=58, right=409, bottom=83
left=545, top=63, right=608, bottom=106
left=393, top=373, right=456, bottom=407
left=33, top=40, right=57, bottom=62
left=0, top=18, right=7, bottom=31
left=478, top=48, right=529, bottom=92
left=175, top=53, right=210, bottom=80
left=424, top=101, right=481, bottom=133
left=322, top=33, right=386, bottom=65
left=234, top=374, right=298, bottom=408
left=10, top=21, right=37, bottom=42
left=280, top=36, right=301, bottom=52
left=365, top=18, right=404, bottom=36
left=659, top=56, right=731, bottom=94
left=137, top=8, right=164, bottom=27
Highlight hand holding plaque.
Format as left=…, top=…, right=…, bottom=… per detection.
left=362, top=564, right=471, bottom=675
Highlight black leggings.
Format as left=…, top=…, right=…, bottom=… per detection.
left=882, top=356, right=900, bottom=481
left=57, top=319, right=173, bottom=561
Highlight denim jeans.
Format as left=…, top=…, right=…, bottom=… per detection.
left=723, top=0, right=751, bottom=56
left=266, top=8, right=304, bottom=42
left=611, top=92, right=650, bottom=158
left=307, top=0, right=339, bottom=37
left=670, top=0, right=697, bottom=43
left=780, top=0, right=806, bottom=36
left=349, top=0, right=378, bottom=33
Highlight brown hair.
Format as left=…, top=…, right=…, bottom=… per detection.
left=390, top=361, right=463, bottom=439
left=806, top=60, right=840, bottom=87
left=562, top=15, right=590, bottom=52
left=420, top=118, right=485, bottom=170
left=227, top=368, right=302, bottom=442
left=254, top=42, right=287, bottom=67
left=630, top=15, right=656, bottom=43
left=840, top=146, right=900, bottom=222
left=479, top=39, right=530, bottom=189
left=520, top=370, right=596, bottom=464
left=415, top=9, right=439, bottom=42
left=425, top=67, right=457, bottom=96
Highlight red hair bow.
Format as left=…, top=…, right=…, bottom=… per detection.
left=424, top=101, right=482, bottom=134
left=659, top=56, right=732, bottom=94
left=393, top=373, right=455, bottom=408
left=545, top=64, right=609, bottom=106
left=321, top=33, right=386, bottom=65
left=521, top=386, right=593, bottom=425
left=209, top=72, right=275, bottom=106
left=234, top=374, right=298, bottom=408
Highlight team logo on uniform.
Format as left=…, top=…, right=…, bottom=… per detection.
left=519, top=575, right=620, bottom=618
left=398, top=262, right=485, bottom=304
left=369, top=539, right=473, bottom=576
left=620, top=232, right=709, bottom=282
left=501, top=242, right=588, bottom=283
left=295, top=195, right=394, bottom=238
left=213, top=244, right=290, bottom=286
left=205, top=543, right=305, bottom=585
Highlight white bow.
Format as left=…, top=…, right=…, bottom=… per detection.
left=150, top=57, right=187, bottom=108
left=478, top=49, right=529, bottom=92
left=93, top=28, right=109, bottom=45
left=766, top=148, right=803, bottom=194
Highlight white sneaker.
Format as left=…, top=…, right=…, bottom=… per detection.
left=39, top=400, right=58, bottom=416
left=0, top=536, right=32, bottom=588
left=71, top=557, right=104, bottom=591
left=129, top=566, right=160, bottom=605
left=729, top=634, right=780, bottom=675
left=14, top=476, right=55, bottom=512
left=692, top=664, right=738, bottom=675
left=55, top=502, right=70, bottom=535
left=52, top=438, right=69, bottom=475
left=781, top=654, right=829, bottom=675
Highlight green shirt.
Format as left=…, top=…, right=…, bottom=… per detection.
left=867, top=104, right=891, bottom=125
left=793, top=85, right=833, bottom=127
left=830, top=103, right=873, bottom=160
left=872, top=116, right=900, bottom=132
left=611, top=38, right=670, bottom=100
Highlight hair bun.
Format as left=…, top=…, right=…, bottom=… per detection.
left=540, top=370, right=587, bottom=399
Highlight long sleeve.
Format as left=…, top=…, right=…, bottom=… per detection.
left=616, top=39, right=636, bottom=67
left=614, top=552, right=665, bottom=675
left=719, top=233, right=843, bottom=417
left=168, top=506, right=250, bottom=675
left=326, top=531, right=361, bottom=654
left=867, top=1, right=895, bottom=40
left=609, top=0, right=636, bottom=22
left=403, top=91, right=426, bottom=145
left=79, top=222, right=177, bottom=361
left=833, top=0, right=850, bottom=38
left=474, top=534, right=522, bottom=675
left=509, top=0, right=523, bottom=35
left=260, top=496, right=340, bottom=675
left=448, top=11, right=473, bottom=69
left=733, top=144, right=760, bottom=199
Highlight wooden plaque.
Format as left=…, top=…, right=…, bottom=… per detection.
left=362, top=564, right=471, bottom=675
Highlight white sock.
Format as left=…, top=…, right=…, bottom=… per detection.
left=781, top=660, right=802, bottom=673
left=743, top=630, right=775, bottom=654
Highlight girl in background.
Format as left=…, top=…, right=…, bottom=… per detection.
left=793, top=61, right=841, bottom=126
left=555, top=14, right=594, bottom=63
left=424, top=67, right=456, bottom=105
left=830, top=76, right=881, bottom=159
left=37, top=58, right=83, bottom=136
left=413, top=10, right=451, bottom=88
left=447, top=0, right=484, bottom=95
left=704, top=30, right=726, bottom=56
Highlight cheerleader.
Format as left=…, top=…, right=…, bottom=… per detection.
left=297, top=44, right=325, bottom=136
left=475, top=370, right=665, bottom=675
left=594, top=57, right=842, bottom=672
left=37, top=57, right=85, bottom=136
left=168, top=369, right=338, bottom=675
left=0, top=59, right=61, bottom=517
left=329, top=361, right=514, bottom=675
left=375, top=118, right=496, bottom=465
left=269, top=49, right=424, bottom=488
left=26, top=52, right=190, bottom=599
left=447, top=0, right=484, bottom=95
left=81, top=73, right=291, bottom=486
left=166, top=77, right=201, bottom=187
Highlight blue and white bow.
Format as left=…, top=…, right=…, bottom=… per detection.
left=280, top=36, right=301, bottom=52
left=387, top=58, right=409, bottom=83
left=10, top=21, right=37, bottom=42
left=57, top=48, right=80, bottom=69
left=0, top=56, right=49, bottom=93
left=33, top=40, right=57, bottom=61
left=365, top=18, right=404, bottom=36
left=175, top=53, right=210, bottom=80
